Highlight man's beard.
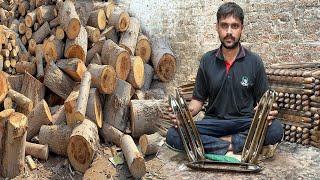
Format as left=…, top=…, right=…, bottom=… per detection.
left=220, top=34, right=241, bottom=49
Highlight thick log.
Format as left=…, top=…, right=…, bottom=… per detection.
left=39, top=124, right=72, bottom=156
left=0, top=71, right=8, bottom=102
left=104, top=79, right=131, bottom=131
left=120, top=134, right=146, bottom=178
left=87, top=9, right=106, bottom=30
left=64, top=89, right=79, bottom=127
left=18, top=1, right=29, bottom=16
left=151, top=37, right=176, bottom=82
left=36, top=5, right=56, bottom=25
left=1, top=112, right=28, bottom=178
left=43, top=35, right=64, bottom=62
left=56, top=58, right=87, bottom=82
left=90, top=53, right=102, bottom=65
left=127, top=56, right=144, bottom=89
left=25, top=10, right=37, bottom=27
left=15, top=61, right=36, bottom=75
left=86, top=88, right=103, bottom=128
left=101, top=26, right=118, bottom=44
left=35, top=44, right=44, bottom=80
left=7, top=89, right=33, bottom=115
left=26, top=100, right=52, bottom=141
left=64, top=26, right=87, bottom=62
left=44, top=61, right=76, bottom=99
left=141, top=63, right=154, bottom=90
left=20, top=72, right=45, bottom=107
left=67, top=119, right=99, bottom=173
left=139, top=132, right=163, bottom=156
left=70, top=72, right=91, bottom=126
left=25, top=142, right=49, bottom=161
left=3, top=97, right=13, bottom=109
left=32, top=21, right=51, bottom=44
left=130, top=100, right=167, bottom=137
left=51, top=105, right=66, bottom=125
left=59, top=0, right=81, bottom=39
left=101, top=39, right=130, bottom=80
left=119, top=17, right=140, bottom=55
left=87, top=64, right=116, bottom=94
left=5, top=73, right=23, bottom=92
left=28, top=39, right=37, bottom=55
left=55, top=26, right=65, bottom=40
left=101, top=123, right=123, bottom=147
left=135, top=34, right=152, bottom=63
left=49, top=16, right=60, bottom=28
left=86, top=26, right=100, bottom=43
left=108, top=7, right=129, bottom=32
left=86, top=38, right=105, bottom=65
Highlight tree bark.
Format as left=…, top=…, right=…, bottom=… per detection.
left=86, top=38, right=105, bottom=65
left=35, top=44, right=44, bottom=80
left=141, top=63, right=154, bottom=90
left=20, top=72, right=45, bottom=107
left=101, top=123, right=123, bottom=147
left=120, top=134, right=146, bottom=178
left=135, top=34, right=151, bottom=63
left=86, top=88, right=103, bottom=128
left=151, top=37, right=176, bottom=82
left=1, top=112, right=28, bottom=179
left=43, top=35, right=64, bottom=62
left=7, top=89, right=33, bottom=115
left=56, top=58, right=87, bottom=82
left=67, top=119, right=99, bottom=173
left=119, top=17, right=140, bottom=55
left=59, top=0, right=81, bottom=40
left=39, top=124, right=72, bottom=156
left=36, top=5, right=56, bottom=25
left=0, top=71, right=8, bottom=103
left=87, top=63, right=116, bottom=94
left=15, top=60, right=36, bottom=75
left=86, top=26, right=100, bottom=43
left=64, top=26, right=87, bottom=62
left=104, top=79, right=132, bottom=131
left=87, top=9, right=106, bottom=30
left=25, top=142, right=49, bottom=161
left=32, top=21, right=51, bottom=44
left=101, top=39, right=130, bottom=80
left=127, top=56, right=144, bottom=89
left=26, top=100, right=52, bottom=141
left=51, top=105, right=66, bottom=125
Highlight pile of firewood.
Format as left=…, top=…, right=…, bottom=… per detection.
left=266, top=62, right=320, bottom=147
left=0, top=0, right=177, bottom=178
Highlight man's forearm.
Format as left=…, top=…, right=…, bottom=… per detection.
left=188, top=99, right=204, bottom=116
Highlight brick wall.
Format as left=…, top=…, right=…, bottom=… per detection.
left=117, top=0, right=320, bottom=90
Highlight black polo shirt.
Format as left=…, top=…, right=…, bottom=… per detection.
left=192, top=44, right=269, bottom=119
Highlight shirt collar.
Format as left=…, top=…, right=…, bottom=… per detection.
left=215, top=44, right=246, bottom=61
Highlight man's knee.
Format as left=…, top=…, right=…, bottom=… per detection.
left=166, top=127, right=184, bottom=150
left=264, top=119, right=284, bottom=145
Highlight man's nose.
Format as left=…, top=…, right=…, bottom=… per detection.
left=227, top=26, right=232, bottom=34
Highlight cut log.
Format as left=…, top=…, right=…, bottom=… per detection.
left=5, top=73, right=23, bottom=92
left=49, top=16, right=60, bottom=28
left=51, top=105, right=66, bottom=125
left=39, top=124, right=72, bottom=156
left=28, top=39, right=37, bottom=55
left=101, top=123, right=123, bottom=147
left=32, top=21, right=51, bottom=44
left=0, top=71, right=8, bottom=102
left=59, top=0, right=81, bottom=40
left=35, top=44, right=44, bottom=80
left=127, top=56, right=144, bottom=89
left=3, top=97, right=13, bottom=109
left=130, top=100, right=167, bottom=137
left=101, top=39, right=130, bottom=80
left=135, top=34, right=151, bottom=63
left=108, top=7, right=130, bottom=32
left=64, top=26, right=88, bottom=62
left=87, top=9, right=106, bottom=30
left=64, top=89, right=79, bottom=127
left=87, top=63, right=116, bottom=94
left=104, top=79, right=132, bottom=131
left=67, top=119, right=99, bottom=173
left=25, top=142, right=49, bottom=161
left=71, top=71, right=91, bottom=126
left=92, top=2, right=115, bottom=20
left=7, top=89, right=33, bottom=115
left=90, top=53, right=102, bottom=65
left=86, top=26, right=100, bottom=43
left=1, top=112, right=28, bottom=178
left=83, top=156, right=117, bottom=180
left=44, top=62, right=76, bottom=99
left=120, top=134, right=146, bottom=178
left=151, top=37, right=176, bottom=82
left=86, top=38, right=105, bottom=65
left=26, top=100, right=52, bottom=141
left=56, top=58, right=87, bottom=82
left=55, top=26, right=65, bottom=40
left=86, top=88, right=103, bottom=128
left=15, top=61, right=36, bottom=75
left=139, top=132, right=163, bottom=156
left=101, top=26, right=118, bottom=44
left=119, top=17, right=140, bottom=55
left=20, top=72, right=45, bottom=107
left=43, top=35, right=64, bottom=62
left=18, top=1, right=29, bottom=16
left=36, top=5, right=56, bottom=25
left=141, top=63, right=154, bottom=90
left=25, top=11, right=37, bottom=27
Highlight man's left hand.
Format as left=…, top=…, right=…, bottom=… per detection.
left=267, top=103, right=278, bottom=125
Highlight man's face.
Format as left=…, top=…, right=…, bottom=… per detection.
left=216, top=15, right=243, bottom=49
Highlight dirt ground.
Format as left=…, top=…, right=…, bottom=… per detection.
left=5, top=141, right=320, bottom=180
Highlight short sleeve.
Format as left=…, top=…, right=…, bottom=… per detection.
left=253, top=59, right=269, bottom=104
left=192, top=58, right=209, bottom=102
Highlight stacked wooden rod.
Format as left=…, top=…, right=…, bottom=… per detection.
left=0, top=0, right=177, bottom=179
left=267, top=62, right=320, bottom=147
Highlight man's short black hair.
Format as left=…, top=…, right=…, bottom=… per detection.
left=217, top=2, right=244, bottom=25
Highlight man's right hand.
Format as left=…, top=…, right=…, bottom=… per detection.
left=168, top=107, right=179, bottom=128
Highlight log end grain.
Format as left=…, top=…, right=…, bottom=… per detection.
left=100, top=65, right=117, bottom=94
left=66, top=18, right=81, bottom=40
left=135, top=38, right=151, bottom=63
left=116, top=51, right=131, bottom=80
left=65, top=44, right=86, bottom=62
left=156, top=54, right=176, bottom=82
left=118, top=12, right=130, bottom=32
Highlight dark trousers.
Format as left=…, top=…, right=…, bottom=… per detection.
left=166, top=118, right=284, bottom=155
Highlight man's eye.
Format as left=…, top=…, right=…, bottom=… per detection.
left=232, top=24, right=239, bottom=29
left=221, top=24, right=228, bottom=28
